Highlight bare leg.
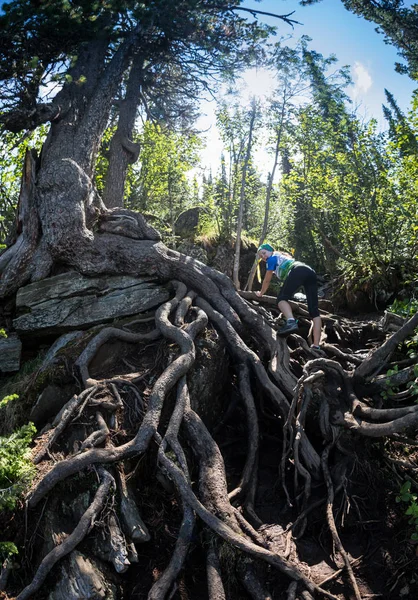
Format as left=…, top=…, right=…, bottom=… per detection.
left=312, top=316, right=322, bottom=346
left=278, top=300, right=294, bottom=320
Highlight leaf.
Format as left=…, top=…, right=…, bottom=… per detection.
left=400, top=481, right=412, bottom=494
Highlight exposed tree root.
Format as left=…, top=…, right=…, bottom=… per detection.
left=16, top=468, right=114, bottom=600
left=206, top=542, right=226, bottom=600
left=75, top=326, right=161, bottom=387
left=322, top=443, right=362, bottom=600
left=4, top=229, right=418, bottom=599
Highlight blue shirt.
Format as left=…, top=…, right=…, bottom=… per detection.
left=266, top=252, right=295, bottom=282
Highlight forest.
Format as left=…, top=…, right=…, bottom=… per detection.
left=0, top=1, right=418, bottom=599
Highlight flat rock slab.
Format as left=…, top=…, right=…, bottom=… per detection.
left=0, top=335, right=22, bottom=373
left=14, top=272, right=169, bottom=335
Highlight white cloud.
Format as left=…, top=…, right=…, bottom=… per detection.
left=352, top=62, right=373, bottom=98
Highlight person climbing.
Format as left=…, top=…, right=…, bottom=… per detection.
left=255, top=243, right=322, bottom=348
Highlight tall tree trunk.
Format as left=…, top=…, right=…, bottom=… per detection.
left=103, top=53, right=143, bottom=209
left=0, top=31, right=141, bottom=298
left=245, top=122, right=282, bottom=291
left=233, top=100, right=257, bottom=290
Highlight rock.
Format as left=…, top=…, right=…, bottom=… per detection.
left=293, top=292, right=306, bottom=302
left=212, top=244, right=234, bottom=278
left=0, top=334, right=22, bottom=373
left=43, top=498, right=118, bottom=599
left=211, top=242, right=257, bottom=287
left=177, top=241, right=208, bottom=264
left=13, top=272, right=169, bottom=335
left=91, top=514, right=130, bottom=574
left=381, top=310, right=405, bottom=332
left=30, top=384, right=76, bottom=427
left=174, top=207, right=202, bottom=238
left=48, top=551, right=117, bottom=600
left=39, top=332, right=85, bottom=372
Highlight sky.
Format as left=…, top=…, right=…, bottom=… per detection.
left=197, top=0, right=418, bottom=174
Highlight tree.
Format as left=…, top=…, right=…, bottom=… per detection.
left=233, top=97, right=260, bottom=289
left=0, top=0, right=273, bottom=297
left=215, top=102, right=249, bottom=240
left=302, top=0, right=418, bottom=78
left=0, top=128, right=46, bottom=246
left=126, top=121, right=201, bottom=233
left=245, top=39, right=311, bottom=290
left=101, top=52, right=143, bottom=209
left=2, top=3, right=418, bottom=599
left=383, top=88, right=418, bottom=156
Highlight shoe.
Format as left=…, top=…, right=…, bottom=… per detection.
left=278, top=320, right=299, bottom=336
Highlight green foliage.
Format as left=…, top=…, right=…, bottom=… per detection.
left=280, top=80, right=418, bottom=278
left=389, top=298, right=418, bottom=320
left=0, top=541, right=18, bottom=562
left=396, top=481, right=418, bottom=541
left=214, top=100, right=265, bottom=241
left=381, top=364, right=399, bottom=401
left=388, top=298, right=418, bottom=362
left=0, top=394, right=19, bottom=410
left=0, top=0, right=273, bottom=132
left=95, top=126, right=117, bottom=197
left=0, top=422, right=36, bottom=510
left=126, top=123, right=202, bottom=230
left=198, top=177, right=220, bottom=240
left=0, top=127, right=48, bottom=243
left=337, top=1, right=418, bottom=80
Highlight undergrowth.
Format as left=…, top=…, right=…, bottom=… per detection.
left=0, top=356, right=44, bottom=436
left=396, top=481, right=418, bottom=542
left=0, top=422, right=36, bottom=510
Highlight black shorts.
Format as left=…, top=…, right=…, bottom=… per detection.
left=277, top=265, right=320, bottom=318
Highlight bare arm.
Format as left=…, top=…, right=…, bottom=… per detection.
left=256, top=270, right=274, bottom=296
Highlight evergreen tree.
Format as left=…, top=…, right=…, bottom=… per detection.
left=383, top=88, right=418, bottom=156
left=302, top=0, right=418, bottom=79
left=0, top=0, right=274, bottom=296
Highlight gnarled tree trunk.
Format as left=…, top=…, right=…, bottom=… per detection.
left=2, top=22, right=418, bottom=600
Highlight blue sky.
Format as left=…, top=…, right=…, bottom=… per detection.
left=244, top=0, right=417, bottom=119
left=198, top=0, right=418, bottom=172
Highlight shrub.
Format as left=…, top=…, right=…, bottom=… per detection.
left=396, top=481, right=418, bottom=541
left=0, top=541, right=18, bottom=562
left=0, top=423, right=36, bottom=510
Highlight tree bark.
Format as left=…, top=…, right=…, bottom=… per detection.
left=245, top=116, right=283, bottom=291
left=233, top=99, right=258, bottom=289
left=103, top=53, right=144, bottom=208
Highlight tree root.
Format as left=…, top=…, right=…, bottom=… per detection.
left=115, top=463, right=150, bottom=543
left=157, top=442, right=339, bottom=599
left=33, top=386, right=100, bottom=464
left=16, top=468, right=114, bottom=600
left=106, top=512, right=131, bottom=573
left=206, top=542, right=226, bottom=600
left=75, top=326, right=161, bottom=387
left=10, top=239, right=418, bottom=600
left=355, top=311, right=418, bottom=379
left=237, top=559, right=273, bottom=600
left=227, top=364, right=259, bottom=502
left=322, top=443, right=362, bottom=600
